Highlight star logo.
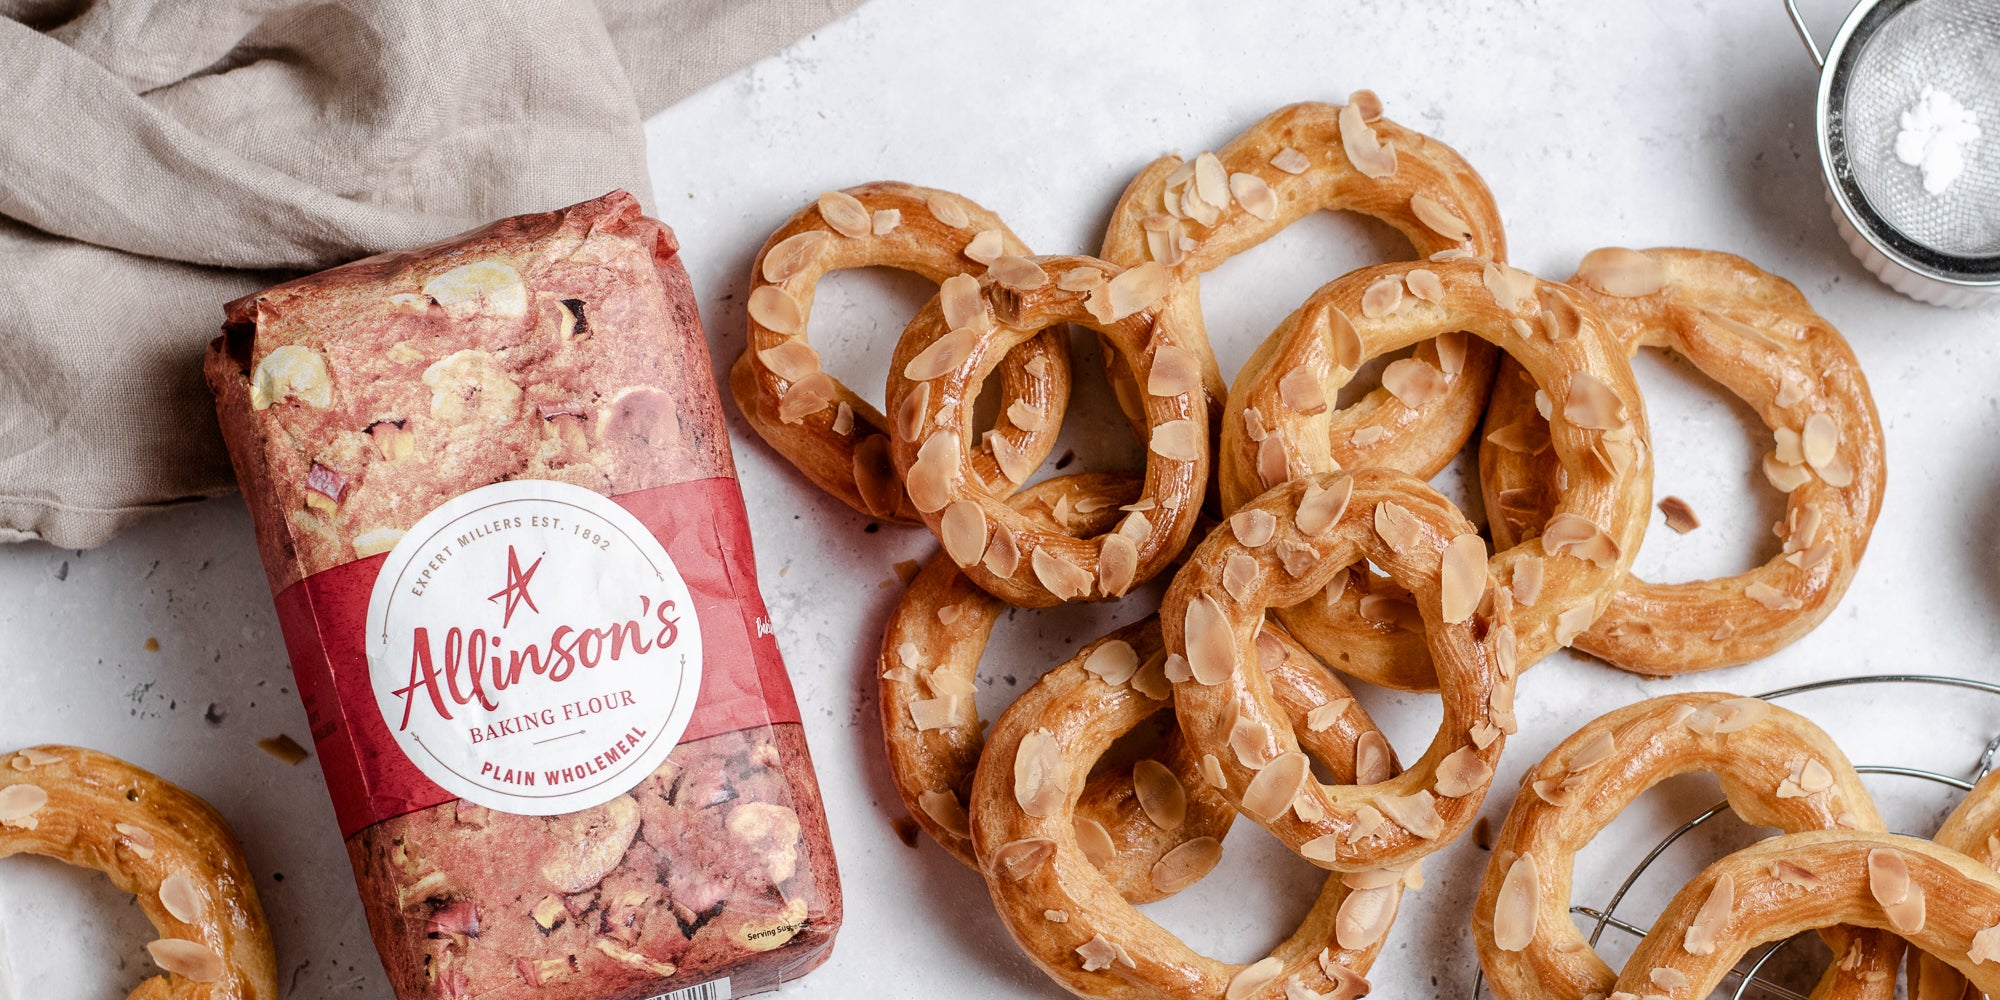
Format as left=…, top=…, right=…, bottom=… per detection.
left=488, top=546, right=544, bottom=628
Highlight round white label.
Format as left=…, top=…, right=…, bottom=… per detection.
left=364, top=480, right=702, bottom=816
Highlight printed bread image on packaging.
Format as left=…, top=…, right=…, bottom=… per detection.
left=204, top=191, right=841, bottom=999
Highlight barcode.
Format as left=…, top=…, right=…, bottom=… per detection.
left=646, top=979, right=730, bottom=1000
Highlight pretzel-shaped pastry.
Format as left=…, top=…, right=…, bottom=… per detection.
left=1163, top=467, right=1513, bottom=872
left=1103, top=96, right=1505, bottom=478
left=1479, top=247, right=1886, bottom=675
left=1908, top=769, right=2000, bottom=1000
left=1612, top=832, right=2000, bottom=999
left=0, top=745, right=277, bottom=1000
left=968, top=622, right=1399, bottom=1000
left=1472, top=694, right=1901, bottom=1000
left=730, top=182, right=1070, bottom=522
left=886, top=254, right=1208, bottom=606
left=880, top=471, right=1236, bottom=900
left=1225, top=258, right=1650, bottom=690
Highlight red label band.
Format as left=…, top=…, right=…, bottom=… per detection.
left=272, top=478, right=801, bottom=838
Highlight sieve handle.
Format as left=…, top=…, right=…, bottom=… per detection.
left=1784, top=0, right=1826, bottom=69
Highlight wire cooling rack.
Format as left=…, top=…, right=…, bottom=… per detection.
left=1469, top=674, right=2000, bottom=1000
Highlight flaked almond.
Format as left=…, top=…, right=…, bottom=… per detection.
left=1650, top=967, right=1690, bottom=991
left=1152, top=836, right=1223, bottom=893
left=939, top=273, right=986, bottom=332
left=894, top=381, right=931, bottom=442
left=1098, top=534, right=1139, bottom=598
left=1377, top=790, right=1443, bottom=839
left=117, top=822, right=156, bottom=859
left=817, top=190, right=872, bottom=238
left=12, top=748, right=59, bottom=769
left=1339, top=99, right=1397, bottom=178
left=907, top=696, right=958, bottom=731
left=1361, top=276, right=1405, bottom=318
left=1440, top=534, right=1488, bottom=624
left=1485, top=420, right=1551, bottom=455
left=1242, top=751, right=1311, bottom=822
left=147, top=939, right=223, bottom=982
left=1119, top=510, right=1154, bottom=545
left=1185, top=593, right=1237, bottom=685
left=159, top=874, right=201, bottom=922
left=1200, top=751, right=1226, bottom=789
left=1567, top=730, right=1617, bottom=772
left=964, top=229, right=1005, bottom=265
left=775, top=372, right=835, bottom=424
left=1276, top=538, right=1319, bottom=578
left=1802, top=413, right=1840, bottom=472
left=1563, top=372, right=1626, bottom=430
left=1764, top=453, right=1812, bottom=492
left=1373, top=501, right=1423, bottom=552
left=1231, top=509, right=1278, bottom=547
left=1057, top=266, right=1105, bottom=292
left=853, top=435, right=902, bottom=517
left=903, top=327, right=980, bottom=381
left=1771, top=860, right=1824, bottom=888
left=1130, top=652, right=1171, bottom=700
left=1542, top=513, right=1620, bottom=568
left=1684, top=873, right=1734, bottom=954
left=871, top=208, right=901, bottom=235
left=1103, top=261, right=1170, bottom=321
left=1324, top=306, right=1364, bottom=372
left=990, top=432, right=1038, bottom=484
left=1231, top=172, right=1278, bottom=220
left=830, top=401, right=854, bottom=436
left=1868, top=847, right=1918, bottom=916
left=747, top=285, right=805, bottom=335
left=1659, top=496, right=1700, bottom=533
left=1470, top=722, right=1502, bottom=750
left=1147, top=344, right=1203, bottom=398
left=1348, top=804, right=1387, bottom=843
left=1381, top=358, right=1447, bottom=408
left=906, top=431, right=961, bottom=514
left=1511, top=556, right=1546, bottom=606
left=990, top=255, right=1048, bottom=290
left=1306, top=698, right=1355, bottom=733
left=1150, top=419, right=1203, bottom=462
left=927, top=192, right=971, bottom=229
left=1411, top=193, right=1474, bottom=243
left=1074, top=816, right=1116, bottom=868
left=1355, top=731, right=1393, bottom=784
left=918, top=790, right=970, bottom=838
left=1133, top=759, right=1187, bottom=830
left=1031, top=547, right=1093, bottom=600
left=1301, top=835, right=1342, bottom=864
left=1222, top=551, right=1261, bottom=602
left=1434, top=746, right=1493, bottom=797
left=1083, top=640, right=1140, bottom=686
left=1297, top=477, right=1354, bottom=534
left=1335, top=886, right=1400, bottom=950
left=1231, top=714, right=1277, bottom=769
left=1745, top=581, right=1804, bottom=611
left=1257, top=435, right=1290, bottom=488
left=1493, top=853, right=1541, bottom=951
left=1271, top=147, right=1311, bottom=174
left=1003, top=400, right=1046, bottom=433
left=761, top=230, right=829, bottom=282
left=0, top=784, right=48, bottom=824
left=1014, top=728, right=1067, bottom=818
left=1407, top=268, right=1446, bottom=305
left=1279, top=365, right=1329, bottom=414
left=993, top=837, right=1055, bottom=880
left=1483, top=262, right=1535, bottom=313
left=1191, top=152, right=1231, bottom=211
left=940, top=500, right=987, bottom=567
left=1075, top=934, right=1122, bottom=972
left=1532, top=776, right=1582, bottom=807
left=1227, top=957, right=1285, bottom=1000
left=1576, top=247, right=1667, bottom=297
left=1554, top=604, right=1595, bottom=647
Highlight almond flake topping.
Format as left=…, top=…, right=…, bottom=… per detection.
left=1802, top=413, right=1841, bottom=472
left=1271, top=147, right=1312, bottom=174
left=816, top=190, right=871, bottom=238
left=1231, top=172, right=1279, bottom=220
left=1563, top=372, right=1627, bottom=429
left=1554, top=604, right=1595, bottom=647
left=904, top=327, right=980, bottom=381
left=1411, top=194, right=1474, bottom=242
left=1307, top=698, right=1355, bottom=733
left=1222, top=551, right=1261, bottom=602
left=940, top=500, right=988, bottom=567
left=1130, top=651, right=1171, bottom=700
left=1339, top=97, right=1397, bottom=178
left=761, top=230, right=830, bottom=282
left=1434, top=746, right=1492, bottom=798
left=927, top=192, right=971, bottom=229
left=1407, top=268, right=1446, bottom=305
left=1076, top=934, right=1129, bottom=973
left=1576, top=247, right=1668, bottom=297
left=1301, top=835, right=1341, bottom=865
left=990, top=432, right=1038, bottom=484
left=1869, top=848, right=1926, bottom=933
left=990, top=255, right=1048, bottom=290
left=775, top=372, right=834, bottom=424
left=1201, top=752, right=1227, bottom=789
left=1098, top=535, right=1139, bottom=599
left=1381, top=357, right=1447, bottom=408
left=1348, top=804, right=1387, bottom=844
left=159, top=874, right=201, bottom=922
left=1335, top=886, right=1400, bottom=950
left=1057, top=267, right=1105, bottom=292
left=1132, top=758, right=1187, bottom=831
left=747, top=285, right=805, bottom=335
left=1567, top=730, right=1617, bottom=772
left=0, top=784, right=48, bottom=824
left=1377, top=790, right=1444, bottom=839
left=1659, top=496, right=1700, bottom=534
left=117, top=822, right=158, bottom=859
left=1153, top=836, right=1223, bottom=893
left=1075, top=816, right=1116, bottom=868
left=1361, top=276, right=1406, bottom=318
left=1013, top=728, right=1067, bottom=819
left=1005, top=400, right=1046, bottom=432
left=963, top=229, right=1005, bottom=265
left=1231, top=714, right=1276, bottom=769
left=1745, top=581, right=1804, bottom=611
left=1512, top=557, right=1546, bottom=606
left=1150, top=419, right=1203, bottom=462
left=1684, top=873, right=1734, bottom=955
left=906, top=431, right=961, bottom=514
left=1483, top=262, right=1536, bottom=313
left=1185, top=594, right=1237, bottom=685
left=1242, top=752, right=1311, bottom=822
left=1228, top=957, right=1286, bottom=1000
left=871, top=208, right=901, bottom=235
left=1043, top=909, right=1069, bottom=923
left=1232, top=509, right=1278, bottom=547
left=13, top=748, right=59, bottom=769
left=1297, top=476, right=1355, bottom=534
left=1486, top=420, right=1551, bottom=455
left=1971, top=924, right=2000, bottom=964
left=1650, top=967, right=1691, bottom=991
left=1542, top=514, right=1621, bottom=568
left=147, top=939, right=224, bottom=983
left=1148, top=344, right=1203, bottom=397
left=1493, top=853, right=1541, bottom=951
left=1031, top=547, right=1093, bottom=600
left=993, top=837, right=1055, bottom=880
left=1355, top=731, right=1394, bottom=785
left=1764, top=454, right=1812, bottom=492
left=830, top=401, right=854, bottom=436
left=918, top=790, right=970, bottom=838
left=1372, top=501, right=1423, bottom=552
left=1440, top=534, right=1488, bottom=624
left=1193, top=152, right=1230, bottom=211
left=1099, top=261, right=1171, bottom=321
left=1082, top=640, right=1140, bottom=686
left=939, top=273, right=986, bottom=331
left=1771, top=860, right=1823, bottom=888
left=1279, top=365, right=1329, bottom=414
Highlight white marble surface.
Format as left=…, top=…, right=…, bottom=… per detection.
left=6, top=1, right=2000, bottom=998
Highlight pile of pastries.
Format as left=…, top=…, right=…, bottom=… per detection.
left=731, top=94, right=1896, bottom=998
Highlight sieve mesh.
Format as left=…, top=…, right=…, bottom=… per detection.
left=1840, top=0, right=2000, bottom=258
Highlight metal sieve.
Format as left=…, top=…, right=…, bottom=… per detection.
left=1788, top=0, right=2000, bottom=307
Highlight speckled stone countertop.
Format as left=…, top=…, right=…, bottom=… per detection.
left=6, top=1, right=2000, bottom=998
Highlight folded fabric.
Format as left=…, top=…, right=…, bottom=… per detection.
left=0, top=0, right=862, bottom=547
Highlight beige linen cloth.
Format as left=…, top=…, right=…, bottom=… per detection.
left=0, top=0, right=859, bottom=548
